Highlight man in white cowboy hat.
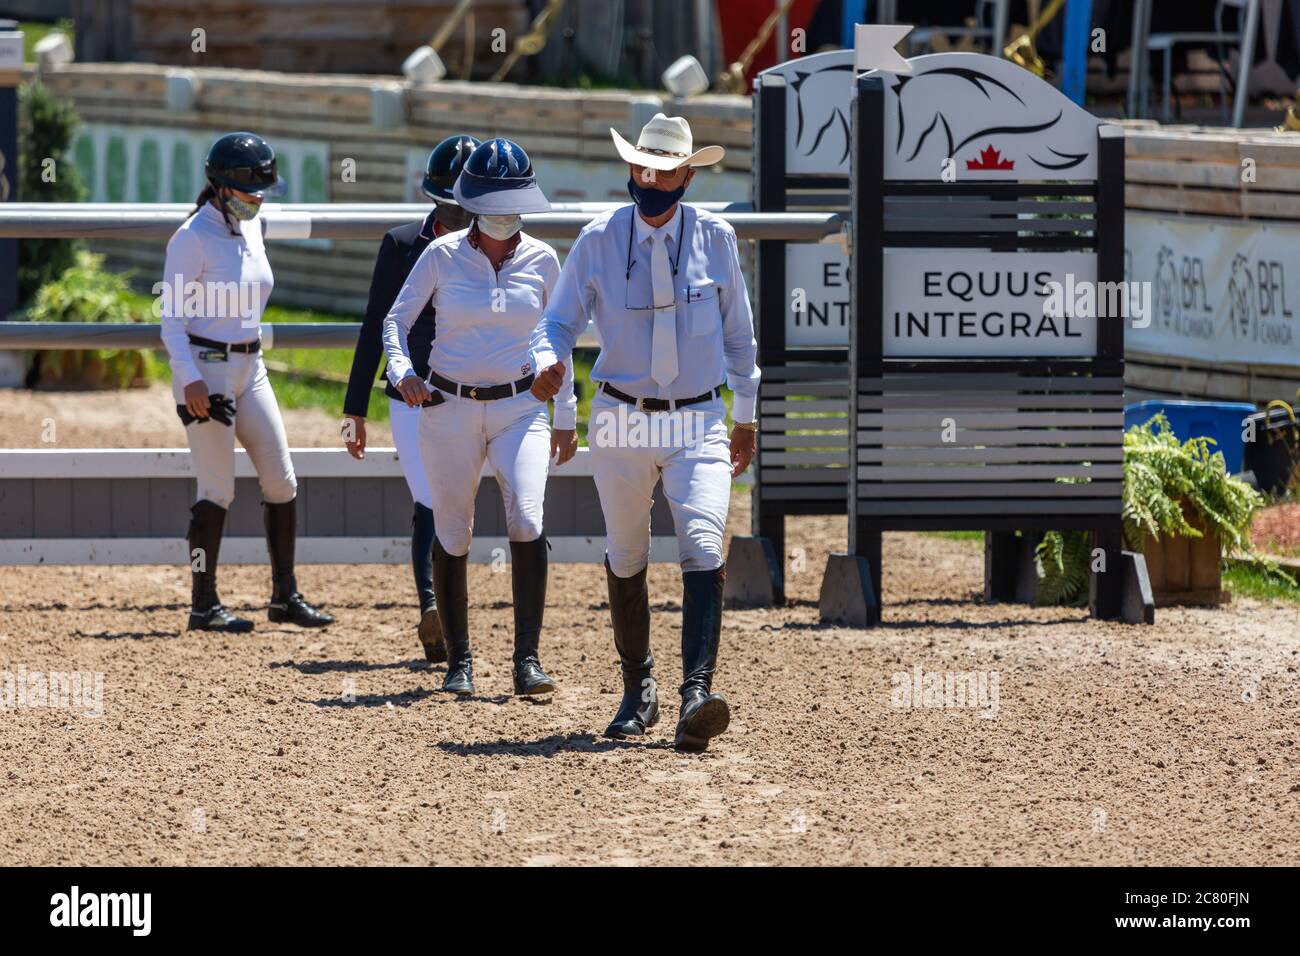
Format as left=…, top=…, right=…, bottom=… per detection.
left=529, top=113, right=760, bottom=753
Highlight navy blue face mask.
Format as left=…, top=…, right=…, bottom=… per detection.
left=627, top=176, right=686, bottom=218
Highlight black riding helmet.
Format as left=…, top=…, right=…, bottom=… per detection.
left=205, top=132, right=288, bottom=198
left=422, top=134, right=480, bottom=201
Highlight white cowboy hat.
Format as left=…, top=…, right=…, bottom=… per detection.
left=610, top=113, right=726, bottom=171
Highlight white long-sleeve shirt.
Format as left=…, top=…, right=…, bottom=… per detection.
left=529, top=203, right=761, bottom=424
left=382, top=228, right=577, bottom=430
left=159, top=201, right=274, bottom=388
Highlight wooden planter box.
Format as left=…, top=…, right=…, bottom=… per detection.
left=1141, top=508, right=1231, bottom=607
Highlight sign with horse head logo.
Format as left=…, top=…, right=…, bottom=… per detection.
left=868, top=52, right=1100, bottom=181
left=758, top=49, right=856, bottom=176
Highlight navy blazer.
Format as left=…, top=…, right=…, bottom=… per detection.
left=343, top=211, right=439, bottom=417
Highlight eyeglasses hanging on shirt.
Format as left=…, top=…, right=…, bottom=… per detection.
left=624, top=213, right=687, bottom=313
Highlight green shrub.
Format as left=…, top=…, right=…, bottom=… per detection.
left=1036, top=414, right=1267, bottom=605
left=18, top=79, right=86, bottom=305
left=26, top=251, right=157, bottom=389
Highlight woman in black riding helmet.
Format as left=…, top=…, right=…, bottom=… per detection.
left=161, top=131, right=333, bottom=633
left=342, top=134, right=479, bottom=662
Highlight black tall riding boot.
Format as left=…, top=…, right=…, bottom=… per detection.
left=510, top=537, right=556, bottom=696
left=603, top=559, right=660, bottom=739
left=675, top=567, right=729, bottom=752
left=187, top=499, right=253, bottom=633
left=263, top=500, right=333, bottom=628
left=432, top=536, right=473, bottom=695
left=412, top=503, right=445, bottom=663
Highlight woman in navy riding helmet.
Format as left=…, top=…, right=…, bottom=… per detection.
left=343, top=134, right=480, bottom=663
left=381, top=138, right=577, bottom=697
left=161, top=131, right=332, bottom=633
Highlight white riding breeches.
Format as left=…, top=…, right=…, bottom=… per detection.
left=388, top=396, right=433, bottom=509
left=171, top=345, right=297, bottom=510
left=417, top=388, right=551, bottom=556
left=587, top=393, right=732, bottom=578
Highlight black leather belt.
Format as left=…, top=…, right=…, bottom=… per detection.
left=426, top=369, right=534, bottom=401
left=189, top=333, right=260, bottom=354
left=599, top=381, right=722, bottom=412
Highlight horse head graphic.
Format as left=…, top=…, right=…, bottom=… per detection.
left=788, top=61, right=856, bottom=168
left=1155, top=246, right=1178, bottom=325
left=889, top=66, right=1088, bottom=174
left=1227, top=253, right=1256, bottom=340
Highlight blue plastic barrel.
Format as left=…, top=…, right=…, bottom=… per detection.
left=1124, top=400, right=1256, bottom=474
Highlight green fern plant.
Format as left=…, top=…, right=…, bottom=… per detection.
left=26, top=251, right=156, bottom=389
left=1035, top=414, right=1267, bottom=605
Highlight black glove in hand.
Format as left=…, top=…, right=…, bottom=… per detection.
left=176, top=393, right=236, bottom=427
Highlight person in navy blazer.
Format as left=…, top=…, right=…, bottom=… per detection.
left=342, top=134, right=479, bottom=664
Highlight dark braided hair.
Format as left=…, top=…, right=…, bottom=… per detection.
left=191, top=183, right=216, bottom=219
left=191, top=182, right=239, bottom=235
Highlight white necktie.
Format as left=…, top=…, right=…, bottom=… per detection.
left=649, top=230, right=678, bottom=388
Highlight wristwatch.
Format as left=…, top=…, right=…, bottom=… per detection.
left=733, top=420, right=758, bottom=432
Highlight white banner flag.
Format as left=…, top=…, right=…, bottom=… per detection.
left=1126, top=213, right=1299, bottom=368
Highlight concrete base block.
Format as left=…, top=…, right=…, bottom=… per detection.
left=723, top=535, right=781, bottom=608
left=1120, top=549, right=1157, bottom=625
left=818, top=552, right=880, bottom=628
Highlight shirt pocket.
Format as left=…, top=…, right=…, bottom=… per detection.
left=685, top=281, right=721, bottom=337
left=504, top=282, right=542, bottom=314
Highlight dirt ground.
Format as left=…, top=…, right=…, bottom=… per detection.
left=2, top=387, right=1300, bottom=866
left=3, top=382, right=391, bottom=448
left=1253, top=502, right=1300, bottom=557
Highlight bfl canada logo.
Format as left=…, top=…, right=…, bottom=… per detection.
left=50, top=886, right=151, bottom=936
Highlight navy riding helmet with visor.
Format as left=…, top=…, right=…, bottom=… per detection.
left=452, top=138, right=551, bottom=216
left=422, top=134, right=480, bottom=232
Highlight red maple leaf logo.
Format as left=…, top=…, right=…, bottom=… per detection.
left=966, top=145, right=1015, bottom=171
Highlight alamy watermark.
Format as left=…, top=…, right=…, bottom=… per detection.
left=1042, top=274, right=1152, bottom=328
left=589, top=401, right=715, bottom=455
left=151, top=276, right=266, bottom=329
left=890, top=665, right=999, bottom=716
left=1, top=665, right=104, bottom=718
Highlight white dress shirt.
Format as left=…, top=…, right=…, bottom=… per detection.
left=159, top=201, right=274, bottom=388
left=529, top=203, right=760, bottom=424
left=383, top=228, right=577, bottom=430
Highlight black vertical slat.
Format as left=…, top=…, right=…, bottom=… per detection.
left=753, top=72, right=788, bottom=592
left=1095, top=125, right=1125, bottom=363
left=1089, top=525, right=1125, bottom=619
left=850, top=74, right=885, bottom=607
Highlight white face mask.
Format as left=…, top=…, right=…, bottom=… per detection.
left=477, top=214, right=522, bottom=240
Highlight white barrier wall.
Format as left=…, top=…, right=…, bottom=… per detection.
left=0, top=447, right=679, bottom=566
